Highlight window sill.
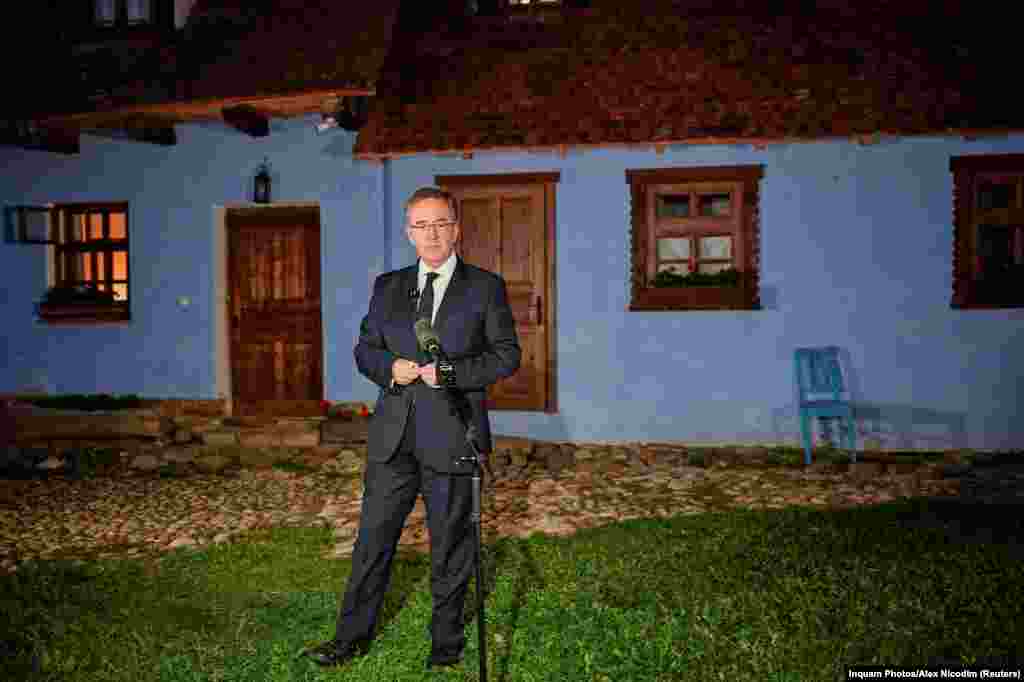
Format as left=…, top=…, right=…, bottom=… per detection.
left=37, top=303, right=131, bottom=324
left=952, top=300, right=1024, bottom=310
left=952, top=279, right=1024, bottom=309
left=629, top=285, right=760, bottom=311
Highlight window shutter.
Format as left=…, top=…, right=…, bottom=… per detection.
left=4, top=205, right=58, bottom=244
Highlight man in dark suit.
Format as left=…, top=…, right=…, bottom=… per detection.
left=304, top=187, right=521, bottom=670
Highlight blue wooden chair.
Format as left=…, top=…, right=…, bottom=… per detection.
left=794, top=346, right=858, bottom=465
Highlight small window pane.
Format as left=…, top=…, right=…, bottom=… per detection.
left=89, top=214, right=104, bottom=240
left=657, top=237, right=690, bottom=260
left=697, top=262, right=734, bottom=274
left=657, top=194, right=690, bottom=218
left=78, top=253, right=92, bottom=281
left=658, top=262, right=692, bottom=275
left=109, top=212, right=126, bottom=239
left=113, top=251, right=128, bottom=279
left=699, top=235, right=732, bottom=259
left=978, top=181, right=1014, bottom=211
left=113, top=283, right=128, bottom=301
left=71, top=214, right=87, bottom=242
left=96, top=252, right=106, bottom=280
left=126, top=0, right=150, bottom=22
left=699, top=193, right=731, bottom=217
left=978, top=224, right=1014, bottom=272
left=62, top=253, right=77, bottom=281
left=95, top=0, right=115, bottom=24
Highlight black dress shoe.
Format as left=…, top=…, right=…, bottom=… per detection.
left=302, top=638, right=371, bottom=667
left=426, top=648, right=463, bottom=670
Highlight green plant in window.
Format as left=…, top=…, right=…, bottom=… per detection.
left=651, top=267, right=741, bottom=288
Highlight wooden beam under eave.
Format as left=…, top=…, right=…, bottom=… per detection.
left=0, top=121, right=80, bottom=154
left=222, top=105, right=270, bottom=138
left=36, top=88, right=375, bottom=129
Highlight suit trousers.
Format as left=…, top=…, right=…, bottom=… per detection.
left=334, top=398, right=475, bottom=654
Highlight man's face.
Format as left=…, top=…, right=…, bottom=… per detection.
left=406, top=197, right=460, bottom=269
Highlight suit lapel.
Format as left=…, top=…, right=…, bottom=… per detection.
left=402, top=265, right=420, bottom=318
left=433, top=257, right=469, bottom=338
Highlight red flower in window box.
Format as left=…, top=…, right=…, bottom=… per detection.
left=360, top=405, right=369, bottom=418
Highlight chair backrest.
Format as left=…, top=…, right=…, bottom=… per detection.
left=794, top=346, right=847, bottom=404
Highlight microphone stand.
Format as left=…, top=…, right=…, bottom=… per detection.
left=427, top=356, right=490, bottom=681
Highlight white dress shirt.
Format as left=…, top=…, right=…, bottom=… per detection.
left=416, top=251, right=457, bottom=327
left=388, top=252, right=458, bottom=389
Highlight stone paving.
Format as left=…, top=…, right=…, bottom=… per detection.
left=5, top=440, right=1011, bottom=575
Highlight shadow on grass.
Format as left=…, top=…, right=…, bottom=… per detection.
left=459, top=535, right=546, bottom=682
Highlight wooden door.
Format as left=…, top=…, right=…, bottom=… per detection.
left=227, top=206, right=323, bottom=417
left=438, top=175, right=558, bottom=412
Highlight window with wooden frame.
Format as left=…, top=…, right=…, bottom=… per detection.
left=626, top=165, right=763, bottom=311
left=6, top=202, right=131, bottom=323
left=70, top=0, right=174, bottom=40
left=950, top=154, right=1024, bottom=309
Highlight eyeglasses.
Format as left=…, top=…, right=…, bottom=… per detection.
left=409, top=220, right=456, bottom=233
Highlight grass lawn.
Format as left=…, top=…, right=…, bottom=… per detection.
left=3, top=493, right=1022, bottom=682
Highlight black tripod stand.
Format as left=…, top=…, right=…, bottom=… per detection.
left=443, top=383, right=491, bottom=681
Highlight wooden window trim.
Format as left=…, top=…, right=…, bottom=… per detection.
left=626, top=165, right=763, bottom=311
left=436, top=172, right=561, bottom=186
left=38, top=202, right=131, bottom=324
left=950, top=154, right=1024, bottom=309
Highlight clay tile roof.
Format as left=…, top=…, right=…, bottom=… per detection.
left=353, top=0, right=1023, bottom=157
left=186, top=0, right=402, bottom=99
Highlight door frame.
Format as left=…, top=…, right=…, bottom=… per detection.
left=212, top=202, right=323, bottom=416
left=435, top=173, right=559, bottom=413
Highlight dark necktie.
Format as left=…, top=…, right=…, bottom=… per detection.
left=417, top=272, right=439, bottom=364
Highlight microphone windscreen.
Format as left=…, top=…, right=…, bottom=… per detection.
left=414, top=318, right=440, bottom=350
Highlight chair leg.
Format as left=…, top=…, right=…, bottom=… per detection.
left=844, top=416, right=857, bottom=464
left=799, top=413, right=813, bottom=466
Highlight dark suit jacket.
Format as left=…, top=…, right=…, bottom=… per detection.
left=354, top=257, right=521, bottom=473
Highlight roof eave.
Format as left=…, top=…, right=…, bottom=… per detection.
left=352, top=127, right=1024, bottom=162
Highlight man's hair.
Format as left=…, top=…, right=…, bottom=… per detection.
left=404, top=187, right=459, bottom=224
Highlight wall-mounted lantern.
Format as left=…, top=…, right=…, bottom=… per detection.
left=253, top=158, right=272, bottom=204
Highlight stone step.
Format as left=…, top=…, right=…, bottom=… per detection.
left=4, top=414, right=174, bottom=442
left=320, top=419, right=368, bottom=444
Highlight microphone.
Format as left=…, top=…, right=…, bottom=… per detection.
left=414, top=318, right=445, bottom=361
left=415, top=319, right=456, bottom=388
